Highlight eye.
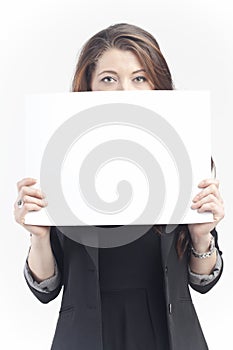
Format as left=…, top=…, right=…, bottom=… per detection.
left=101, top=76, right=116, bottom=83
left=134, top=76, right=147, bottom=83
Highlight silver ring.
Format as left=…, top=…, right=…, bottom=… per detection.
left=17, top=199, right=24, bottom=208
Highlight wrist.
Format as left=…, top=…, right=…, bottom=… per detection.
left=190, top=232, right=213, bottom=253
left=30, top=230, right=51, bottom=248
left=191, top=234, right=216, bottom=259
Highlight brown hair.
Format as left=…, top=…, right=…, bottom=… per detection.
left=71, top=23, right=214, bottom=260
left=71, top=23, right=174, bottom=92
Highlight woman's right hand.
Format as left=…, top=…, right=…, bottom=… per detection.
left=14, top=177, right=51, bottom=237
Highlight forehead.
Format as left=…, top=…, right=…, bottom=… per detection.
left=95, top=48, right=143, bottom=70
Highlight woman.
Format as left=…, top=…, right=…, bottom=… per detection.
left=14, top=23, right=224, bottom=350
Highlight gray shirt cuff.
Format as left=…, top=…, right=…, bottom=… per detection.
left=188, top=248, right=222, bottom=286
left=24, top=252, right=61, bottom=293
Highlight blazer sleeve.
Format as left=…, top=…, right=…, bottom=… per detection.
left=23, top=226, right=64, bottom=304
left=24, top=253, right=61, bottom=292
left=188, top=227, right=224, bottom=294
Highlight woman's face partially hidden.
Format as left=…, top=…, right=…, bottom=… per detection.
left=91, top=48, right=154, bottom=91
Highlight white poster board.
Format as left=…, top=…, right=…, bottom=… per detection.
left=24, top=90, right=213, bottom=226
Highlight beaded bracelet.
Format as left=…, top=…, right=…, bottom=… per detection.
left=191, top=235, right=216, bottom=259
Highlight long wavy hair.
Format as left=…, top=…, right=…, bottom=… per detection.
left=71, top=23, right=214, bottom=259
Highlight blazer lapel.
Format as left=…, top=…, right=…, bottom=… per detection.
left=84, top=245, right=99, bottom=276
left=160, top=225, right=176, bottom=267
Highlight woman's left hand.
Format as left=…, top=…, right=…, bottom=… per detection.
left=188, top=178, right=225, bottom=239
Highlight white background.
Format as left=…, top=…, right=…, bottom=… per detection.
left=1, top=0, right=232, bottom=349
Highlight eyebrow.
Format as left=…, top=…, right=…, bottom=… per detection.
left=97, top=69, right=146, bottom=76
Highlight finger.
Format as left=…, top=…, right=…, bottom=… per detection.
left=17, top=178, right=37, bottom=192
left=193, top=184, right=222, bottom=202
left=191, top=194, right=219, bottom=209
left=196, top=202, right=224, bottom=221
left=19, top=195, right=48, bottom=208
left=198, top=178, right=220, bottom=189
left=21, top=202, right=43, bottom=213
left=18, top=186, right=45, bottom=200
left=14, top=195, right=47, bottom=211
left=14, top=202, right=43, bottom=225
left=14, top=214, right=26, bottom=225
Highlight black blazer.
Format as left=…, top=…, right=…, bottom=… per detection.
left=25, top=225, right=223, bottom=350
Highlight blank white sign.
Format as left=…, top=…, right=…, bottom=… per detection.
left=24, top=90, right=213, bottom=226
